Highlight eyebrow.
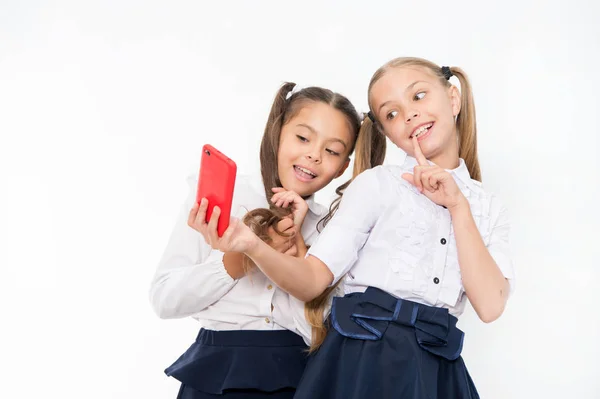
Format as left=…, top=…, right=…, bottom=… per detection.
left=296, top=123, right=348, bottom=149
left=377, top=80, right=427, bottom=112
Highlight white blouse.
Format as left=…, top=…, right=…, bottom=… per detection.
left=307, top=156, right=515, bottom=317
left=149, top=173, right=327, bottom=332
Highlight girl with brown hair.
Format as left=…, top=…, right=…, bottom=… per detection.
left=150, top=82, right=374, bottom=398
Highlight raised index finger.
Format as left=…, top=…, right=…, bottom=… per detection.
left=412, top=135, right=428, bottom=166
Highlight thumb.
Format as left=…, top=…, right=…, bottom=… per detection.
left=402, top=173, right=415, bottom=186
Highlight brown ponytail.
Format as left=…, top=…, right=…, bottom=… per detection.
left=352, top=116, right=387, bottom=178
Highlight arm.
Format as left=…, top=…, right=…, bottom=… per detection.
left=450, top=198, right=511, bottom=323
left=294, top=231, right=308, bottom=258
left=403, top=137, right=512, bottom=323
left=149, top=180, right=240, bottom=319
left=246, top=242, right=333, bottom=302
left=205, top=170, right=382, bottom=302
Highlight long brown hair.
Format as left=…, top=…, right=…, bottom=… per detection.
left=367, top=57, right=481, bottom=181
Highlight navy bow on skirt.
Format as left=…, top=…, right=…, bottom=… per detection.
left=294, top=287, right=480, bottom=399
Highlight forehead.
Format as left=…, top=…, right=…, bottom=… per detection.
left=370, top=66, right=438, bottom=105
left=287, top=102, right=352, bottom=137
left=290, top=101, right=338, bottom=120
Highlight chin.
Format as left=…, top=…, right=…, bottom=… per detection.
left=280, top=179, right=310, bottom=197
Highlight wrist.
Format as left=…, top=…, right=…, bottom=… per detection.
left=448, top=195, right=470, bottom=217
left=294, top=212, right=308, bottom=227
left=245, top=235, right=264, bottom=259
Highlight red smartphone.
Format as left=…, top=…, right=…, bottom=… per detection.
left=196, top=144, right=237, bottom=237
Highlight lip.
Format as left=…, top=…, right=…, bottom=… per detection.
left=409, top=122, right=434, bottom=139
left=293, top=165, right=318, bottom=182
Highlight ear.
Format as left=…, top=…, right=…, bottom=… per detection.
left=335, top=158, right=350, bottom=178
left=449, top=85, right=461, bottom=117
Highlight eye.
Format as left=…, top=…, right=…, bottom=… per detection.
left=326, top=149, right=340, bottom=156
left=386, top=110, right=398, bottom=120
left=296, top=135, right=308, bottom=142
left=414, top=91, right=426, bottom=101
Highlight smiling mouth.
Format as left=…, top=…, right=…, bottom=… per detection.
left=294, top=165, right=317, bottom=181
left=409, top=122, right=434, bottom=139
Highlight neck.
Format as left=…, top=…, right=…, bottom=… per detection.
left=429, top=152, right=459, bottom=170
left=428, top=136, right=460, bottom=170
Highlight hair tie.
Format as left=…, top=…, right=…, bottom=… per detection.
left=441, top=66, right=453, bottom=80
left=285, top=84, right=305, bottom=100
left=366, top=111, right=376, bottom=123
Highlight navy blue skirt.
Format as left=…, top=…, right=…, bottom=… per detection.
left=294, top=287, right=479, bottom=399
left=165, top=329, right=308, bottom=399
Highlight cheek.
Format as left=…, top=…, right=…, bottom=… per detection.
left=322, top=158, right=343, bottom=177
left=277, top=142, right=293, bottom=164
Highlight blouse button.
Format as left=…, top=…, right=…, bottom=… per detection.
left=440, top=238, right=447, bottom=245
left=267, top=284, right=273, bottom=290
left=265, top=317, right=271, bottom=324
left=433, top=277, right=440, bottom=284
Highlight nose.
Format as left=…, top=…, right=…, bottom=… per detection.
left=405, top=109, right=419, bottom=124
left=305, top=148, right=321, bottom=164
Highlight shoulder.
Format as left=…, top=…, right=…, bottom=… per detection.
left=467, top=180, right=510, bottom=225
left=352, top=164, right=402, bottom=186
left=348, top=165, right=415, bottom=196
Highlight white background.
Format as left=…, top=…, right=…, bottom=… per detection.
left=1, top=1, right=599, bottom=398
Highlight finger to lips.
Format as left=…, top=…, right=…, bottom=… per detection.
left=412, top=135, right=428, bottom=166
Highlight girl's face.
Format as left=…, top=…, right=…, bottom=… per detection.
left=277, top=101, right=353, bottom=197
left=370, top=66, right=461, bottom=165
